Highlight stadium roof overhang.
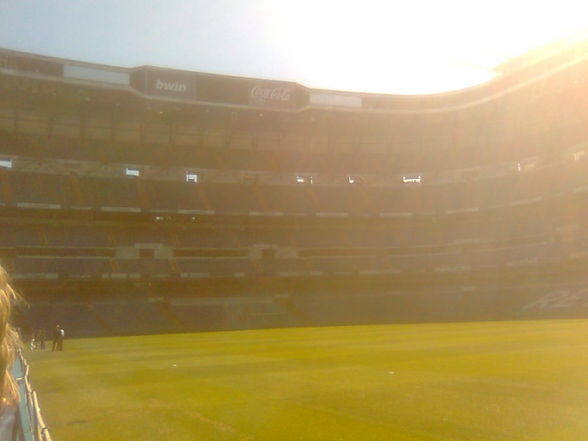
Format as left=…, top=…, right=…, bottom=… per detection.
left=1, top=36, right=588, bottom=119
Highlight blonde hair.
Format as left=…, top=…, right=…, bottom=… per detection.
left=0, top=265, right=19, bottom=406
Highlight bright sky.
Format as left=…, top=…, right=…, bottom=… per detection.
left=1, top=0, right=587, bottom=94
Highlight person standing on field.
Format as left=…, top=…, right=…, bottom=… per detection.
left=58, top=326, right=64, bottom=351
left=52, top=325, right=62, bottom=352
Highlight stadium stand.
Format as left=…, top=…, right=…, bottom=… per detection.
left=1, top=38, right=588, bottom=337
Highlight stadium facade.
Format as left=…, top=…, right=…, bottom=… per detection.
left=1, top=40, right=588, bottom=337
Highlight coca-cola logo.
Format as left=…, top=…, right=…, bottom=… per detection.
left=249, top=85, right=292, bottom=105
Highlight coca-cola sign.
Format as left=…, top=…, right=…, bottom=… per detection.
left=249, top=83, right=294, bottom=108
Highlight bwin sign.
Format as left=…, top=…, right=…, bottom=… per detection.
left=155, top=78, right=187, bottom=94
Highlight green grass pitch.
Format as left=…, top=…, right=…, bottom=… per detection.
left=26, top=320, right=588, bottom=441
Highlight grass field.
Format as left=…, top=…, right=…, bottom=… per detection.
left=26, top=320, right=588, bottom=441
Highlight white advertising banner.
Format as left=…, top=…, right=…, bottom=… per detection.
left=64, top=64, right=130, bottom=85
left=310, top=92, right=362, bottom=108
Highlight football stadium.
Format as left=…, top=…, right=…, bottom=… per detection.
left=1, top=19, right=588, bottom=441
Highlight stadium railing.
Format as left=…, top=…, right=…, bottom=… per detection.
left=11, top=350, right=52, bottom=441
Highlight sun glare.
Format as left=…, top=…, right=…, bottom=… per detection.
left=263, top=0, right=588, bottom=94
